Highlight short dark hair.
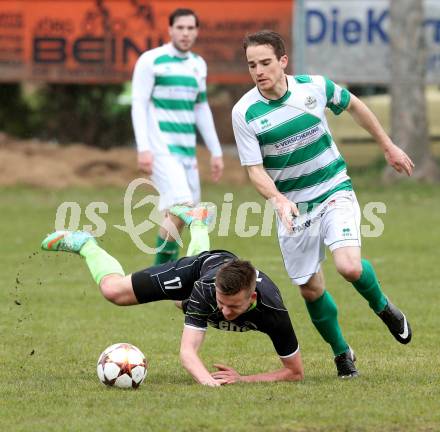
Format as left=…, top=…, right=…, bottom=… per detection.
left=243, top=30, right=286, bottom=59
left=216, top=259, right=257, bottom=296
left=169, top=8, right=199, bottom=27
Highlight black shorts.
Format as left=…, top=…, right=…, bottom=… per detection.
left=131, top=250, right=236, bottom=304
left=131, top=250, right=235, bottom=303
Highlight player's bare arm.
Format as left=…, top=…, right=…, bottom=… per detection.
left=346, top=94, right=414, bottom=176
left=246, top=164, right=299, bottom=229
left=179, top=326, right=226, bottom=387
left=211, top=351, right=304, bottom=384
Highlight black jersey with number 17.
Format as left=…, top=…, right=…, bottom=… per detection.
left=183, top=252, right=299, bottom=358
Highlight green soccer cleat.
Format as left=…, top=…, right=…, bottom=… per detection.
left=41, top=230, right=96, bottom=254
left=169, top=202, right=216, bottom=227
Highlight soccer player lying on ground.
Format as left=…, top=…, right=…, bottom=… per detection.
left=41, top=205, right=304, bottom=387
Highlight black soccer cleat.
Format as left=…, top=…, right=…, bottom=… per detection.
left=334, top=347, right=359, bottom=379
left=377, top=300, right=412, bottom=344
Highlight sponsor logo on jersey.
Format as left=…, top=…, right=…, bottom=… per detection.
left=260, top=118, right=272, bottom=130
left=291, top=203, right=328, bottom=233
left=273, top=125, right=321, bottom=155
left=305, top=95, right=317, bottom=109
left=213, top=320, right=257, bottom=332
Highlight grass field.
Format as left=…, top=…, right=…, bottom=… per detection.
left=1, top=171, right=440, bottom=431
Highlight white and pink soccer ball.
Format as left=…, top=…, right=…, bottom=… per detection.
left=97, top=343, right=147, bottom=389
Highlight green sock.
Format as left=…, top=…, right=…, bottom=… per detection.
left=306, top=290, right=349, bottom=356
left=154, top=236, right=179, bottom=264
left=187, top=221, right=210, bottom=256
left=79, top=240, right=124, bottom=285
left=352, top=259, right=387, bottom=313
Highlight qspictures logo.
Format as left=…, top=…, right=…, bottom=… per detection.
left=54, top=178, right=183, bottom=255
left=53, top=178, right=388, bottom=254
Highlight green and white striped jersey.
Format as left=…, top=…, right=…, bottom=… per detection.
left=232, top=75, right=353, bottom=208
left=132, top=43, right=221, bottom=158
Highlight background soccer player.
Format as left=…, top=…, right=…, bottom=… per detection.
left=231, top=30, right=413, bottom=378
left=131, top=8, right=224, bottom=264
left=41, top=207, right=304, bottom=386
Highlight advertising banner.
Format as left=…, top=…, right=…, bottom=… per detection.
left=297, top=0, right=440, bottom=84
left=0, top=0, right=293, bottom=83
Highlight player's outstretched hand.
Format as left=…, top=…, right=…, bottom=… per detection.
left=210, top=156, right=224, bottom=182
left=138, top=150, right=154, bottom=175
left=384, top=144, right=414, bottom=176
left=211, top=364, right=241, bottom=384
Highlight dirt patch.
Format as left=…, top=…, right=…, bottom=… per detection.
left=0, top=133, right=247, bottom=188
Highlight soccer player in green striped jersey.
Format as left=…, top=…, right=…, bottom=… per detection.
left=131, top=8, right=224, bottom=265
left=232, top=30, right=414, bottom=378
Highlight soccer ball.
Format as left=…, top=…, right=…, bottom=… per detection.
left=97, top=343, right=147, bottom=389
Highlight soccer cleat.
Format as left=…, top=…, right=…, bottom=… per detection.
left=169, top=202, right=216, bottom=227
left=41, top=230, right=96, bottom=254
left=334, top=347, right=359, bottom=379
left=377, top=300, right=412, bottom=344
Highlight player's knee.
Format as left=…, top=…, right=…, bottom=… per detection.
left=299, top=284, right=322, bottom=302
left=100, top=277, right=125, bottom=305
left=336, top=261, right=362, bottom=282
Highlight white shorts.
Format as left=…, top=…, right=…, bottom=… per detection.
left=151, top=154, right=201, bottom=211
left=277, top=190, right=361, bottom=285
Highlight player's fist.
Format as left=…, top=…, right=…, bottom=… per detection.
left=271, top=195, right=299, bottom=232
left=138, top=151, right=154, bottom=175
left=201, top=377, right=223, bottom=387
left=210, top=156, right=224, bottom=182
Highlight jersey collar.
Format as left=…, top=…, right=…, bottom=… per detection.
left=257, top=75, right=292, bottom=106
left=167, top=42, right=190, bottom=60
left=245, top=286, right=260, bottom=312
left=246, top=300, right=257, bottom=312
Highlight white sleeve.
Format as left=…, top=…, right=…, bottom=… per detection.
left=232, top=105, right=263, bottom=166
left=194, top=102, right=222, bottom=157
left=131, top=54, right=154, bottom=152
left=194, top=59, right=222, bottom=157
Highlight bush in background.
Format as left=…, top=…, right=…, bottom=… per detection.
left=0, top=83, right=133, bottom=148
